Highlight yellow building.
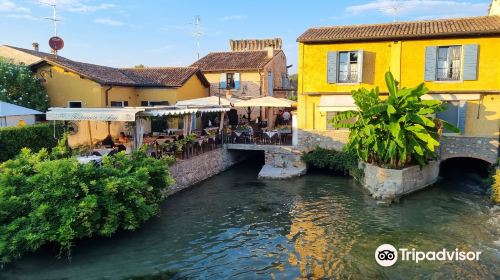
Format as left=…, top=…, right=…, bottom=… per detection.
left=0, top=45, right=210, bottom=146
left=296, top=15, right=500, bottom=163
left=0, top=46, right=210, bottom=108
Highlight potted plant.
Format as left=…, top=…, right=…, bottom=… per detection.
left=331, top=72, right=459, bottom=200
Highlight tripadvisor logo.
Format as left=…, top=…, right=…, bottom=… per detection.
left=375, top=244, right=482, bottom=267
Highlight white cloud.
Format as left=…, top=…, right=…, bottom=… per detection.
left=39, top=0, right=115, bottom=13
left=0, top=0, right=30, bottom=13
left=345, top=0, right=488, bottom=19
left=219, top=15, right=248, bottom=21
left=94, top=18, right=124, bottom=26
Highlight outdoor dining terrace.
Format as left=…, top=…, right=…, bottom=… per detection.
left=45, top=96, right=297, bottom=164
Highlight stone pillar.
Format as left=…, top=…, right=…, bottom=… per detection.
left=292, top=112, right=298, bottom=147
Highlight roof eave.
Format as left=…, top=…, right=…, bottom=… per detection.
left=297, top=30, right=500, bottom=44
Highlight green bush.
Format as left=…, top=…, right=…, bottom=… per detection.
left=0, top=123, right=64, bottom=162
left=302, top=147, right=359, bottom=176
left=492, top=169, right=500, bottom=204
left=0, top=58, right=49, bottom=111
left=0, top=147, right=174, bottom=264
left=331, top=72, right=459, bottom=169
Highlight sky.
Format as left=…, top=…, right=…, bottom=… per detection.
left=0, top=0, right=492, bottom=74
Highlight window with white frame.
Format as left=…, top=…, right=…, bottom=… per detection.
left=338, top=51, right=359, bottom=83
left=68, top=101, right=82, bottom=108
left=436, top=46, right=462, bottom=81
left=110, top=101, right=129, bottom=107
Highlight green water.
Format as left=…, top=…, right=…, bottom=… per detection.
left=1, top=162, right=499, bottom=279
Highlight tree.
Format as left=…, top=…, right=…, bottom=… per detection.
left=0, top=59, right=49, bottom=111
left=331, top=71, right=459, bottom=169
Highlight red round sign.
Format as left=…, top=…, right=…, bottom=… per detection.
left=49, top=36, right=64, bottom=51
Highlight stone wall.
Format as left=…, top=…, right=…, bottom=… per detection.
left=363, top=161, right=440, bottom=201
left=439, top=135, right=499, bottom=164
left=168, top=148, right=245, bottom=194
left=296, top=129, right=349, bottom=152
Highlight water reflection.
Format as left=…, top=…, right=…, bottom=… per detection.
left=0, top=163, right=499, bottom=279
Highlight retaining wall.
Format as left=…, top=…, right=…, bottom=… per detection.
left=168, top=148, right=245, bottom=193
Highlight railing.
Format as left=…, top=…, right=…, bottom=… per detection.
left=223, top=130, right=292, bottom=146
left=151, top=134, right=224, bottom=160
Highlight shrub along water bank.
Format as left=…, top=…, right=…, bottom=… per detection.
left=302, top=147, right=363, bottom=180
left=0, top=123, right=64, bottom=162
left=0, top=140, right=174, bottom=265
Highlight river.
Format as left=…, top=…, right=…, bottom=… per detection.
left=1, top=161, right=499, bottom=279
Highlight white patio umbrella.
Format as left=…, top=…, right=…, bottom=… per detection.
left=232, top=96, right=294, bottom=108
left=232, top=96, right=294, bottom=128
left=176, top=96, right=242, bottom=107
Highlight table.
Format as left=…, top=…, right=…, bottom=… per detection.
left=76, top=155, right=103, bottom=164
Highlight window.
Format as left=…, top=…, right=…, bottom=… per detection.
left=338, top=51, right=359, bottom=83
left=226, top=73, right=236, bottom=89
left=281, top=74, right=287, bottom=89
left=110, top=101, right=129, bottom=107
left=68, top=101, right=82, bottom=108
left=436, top=46, right=462, bottom=81
left=141, top=101, right=169, bottom=107
left=436, top=101, right=466, bottom=133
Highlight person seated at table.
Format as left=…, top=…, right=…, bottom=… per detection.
left=118, top=132, right=129, bottom=144
left=101, top=134, right=115, bottom=148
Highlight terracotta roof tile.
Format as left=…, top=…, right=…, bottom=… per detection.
left=190, top=50, right=280, bottom=71
left=7, top=46, right=205, bottom=87
left=297, top=16, right=500, bottom=43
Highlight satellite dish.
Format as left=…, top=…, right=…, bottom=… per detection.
left=49, top=36, right=64, bottom=51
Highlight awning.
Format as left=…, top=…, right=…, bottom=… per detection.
left=141, top=108, right=198, bottom=117
left=233, top=96, right=294, bottom=108
left=176, top=96, right=241, bottom=106
left=318, top=95, right=357, bottom=112
left=46, top=107, right=145, bottom=121
left=421, top=94, right=481, bottom=101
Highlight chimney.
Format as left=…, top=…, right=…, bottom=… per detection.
left=489, top=0, right=500, bottom=15
left=265, top=46, right=274, bottom=58
left=32, top=42, right=39, bottom=52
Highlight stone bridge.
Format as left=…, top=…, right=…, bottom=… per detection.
left=225, top=144, right=307, bottom=179
left=439, top=136, right=499, bottom=164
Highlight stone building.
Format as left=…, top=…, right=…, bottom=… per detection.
left=191, top=38, right=289, bottom=120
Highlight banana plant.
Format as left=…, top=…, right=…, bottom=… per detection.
left=330, top=71, right=459, bottom=169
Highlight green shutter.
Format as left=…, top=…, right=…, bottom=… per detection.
left=327, top=51, right=337, bottom=84
left=424, top=46, right=437, bottom=81
left=463, top=44, right=479, bottom=81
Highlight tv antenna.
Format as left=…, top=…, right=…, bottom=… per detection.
left=389, top=0, right=400, bottom=22
left=40, top=0, right=62, bottom=36
left=193, top=15, right=202, bottom=59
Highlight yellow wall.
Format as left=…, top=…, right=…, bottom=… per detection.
left=298, top=38, right=500, bottom=137
left=176, top=74, right=209, bottom=100
left=37, top=65, right=209, bottom=108
left=37, top=65, right=103, bottom=107
left=401, top=37, right=500, bottom=91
